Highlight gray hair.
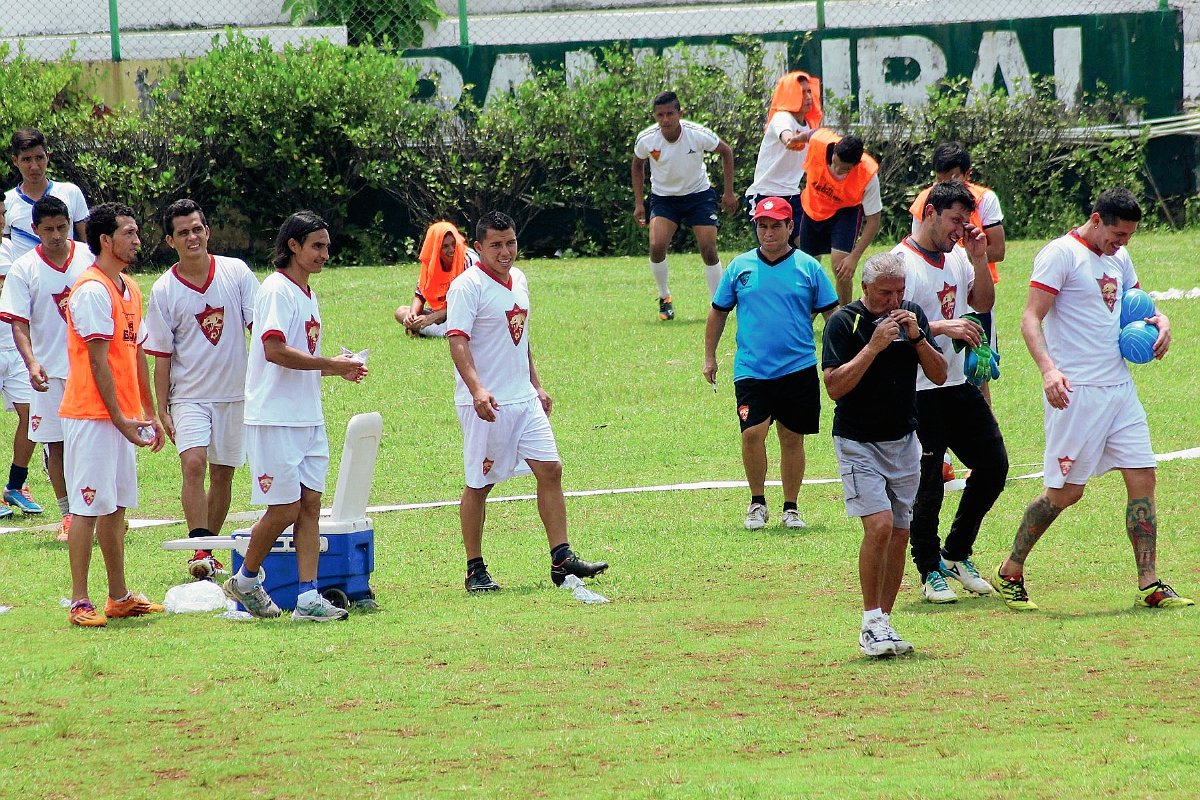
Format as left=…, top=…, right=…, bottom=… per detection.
left=862, top=252, right=906, bottom=285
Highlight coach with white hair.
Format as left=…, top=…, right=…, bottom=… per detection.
left=821, top=252, right=946, bottom=657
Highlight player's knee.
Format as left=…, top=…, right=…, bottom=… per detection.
left=649, top=244, right=669, bottom=262
left=179, top=452, right=207, bottom=483
left=699, top=245, right=719, bottom=265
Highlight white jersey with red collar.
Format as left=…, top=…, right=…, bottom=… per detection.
left=244, top=270, right=323, bottom=427
left=446, top=264, right=536, bottom=407
left=0, top=241, right=95, bottom=378
left=1030, top=230, right=1137, bottom=387
left=894, top=237, right=975, bottom=391
left=0, top=238, right=16, bottom=351
left=144, top=254, right=259, bottom=404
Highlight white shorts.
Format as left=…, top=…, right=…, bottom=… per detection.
left=172, top=400, right=246, bottom=467
left=0, top=349, right=31, bottom=411
left=62, top=417, right=138, bottom=516
left=30, top=376, right=66, bottom=442
left=246, top=424, right=329, bottom=505
left=1043, top=381, right=1155, bottom=489
left=458, top=396, right=560, bottom=489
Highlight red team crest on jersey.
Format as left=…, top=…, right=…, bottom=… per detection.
left=195, top=305, right=225, bottom=345
left=937, top=283, right=957, bottom=321
left=258, top=474, right=274, bottom=493
left=1097, top=275, right=1118, bottom=311
left=81, top=487, right=96, bottom=506
left=30, top=415, right=41, bottom=431
left=1057, top=456, right=1075, bottom=477
left=482, top=458, right=494, bottom=475
left=505, top=305, right=528, bottom=346
left=305, top=316, right=320, bottom=355
left=650, top=149, right=661, bottom=161
left=53, top=288, right=71, bottom=321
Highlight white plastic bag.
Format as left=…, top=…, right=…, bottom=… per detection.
left=559, top=574, right=610, bottom=604
left=163, top=580, right=228, bottom=613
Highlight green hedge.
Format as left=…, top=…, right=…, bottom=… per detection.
left=0, top=36, right=1157, bottom=268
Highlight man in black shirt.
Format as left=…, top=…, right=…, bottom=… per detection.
left=822, top=252, right=947, bottom=656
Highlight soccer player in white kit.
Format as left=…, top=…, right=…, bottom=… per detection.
left=0, top=196, right=39, bottom=519
left=447, top=211, right=609, bottom=592
left=992, top=188, right=1193, bottom=611
left=0, top=195, right=95, bottom=539
left=4, top=128, right=89, bottom=261
left=222, top=211, right=367, bottom=622
left=144, top=200, right=259, bottom=580
left=632, top=91, right=737, bottom=321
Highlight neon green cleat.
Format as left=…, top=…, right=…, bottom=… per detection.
left=990, top=564, right=1039, bottom=611
left=1136, top=581, right=1195, bottom=609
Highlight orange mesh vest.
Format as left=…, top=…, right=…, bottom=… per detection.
left=417, top=221, right=467, bottom=312
left=800, top=130, right=879, bottom=221
left=60, top=266, right=143, bottom=420
left=909, top=182, right=999, bottom=283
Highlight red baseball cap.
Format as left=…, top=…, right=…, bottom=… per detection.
left=751, top=196, right=792, bottom=221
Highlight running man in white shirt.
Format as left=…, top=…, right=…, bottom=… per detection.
left=145, top=200, right=259, bottom=581
left=4, top=128, right=89, bottom=261
left=632, top=91, right=737, bottom=321
left=0, top=195, right=95, bottom=539
left=447, top=211, right=609, bottom=592
left=992, top=188, right=1193, bottom=611
left=0, top=197, right=38, bottom=519
left=222, top=211, right=367, bottom=622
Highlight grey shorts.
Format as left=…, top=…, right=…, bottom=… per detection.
left=833, top=432, right=921, bottom=527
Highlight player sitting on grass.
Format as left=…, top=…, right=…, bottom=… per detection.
left=0, top=196, right=41, bottom=519
left=395, top=221, right=476, bottom=338
left=0, top=195, right=95, bottom=540
left=223, top=211, right=367, bottom=622
left=145, top=199, right=259, bottom=581
left=61, top=203, right=166, bottom=627
left=446, top=211, right=608, bottom=592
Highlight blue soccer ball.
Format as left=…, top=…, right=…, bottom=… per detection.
left=1120, top=288, right=1156, bottom=328
left=1119, top=320, right=1159, bottom=364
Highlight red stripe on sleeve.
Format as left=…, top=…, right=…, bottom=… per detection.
left=447, top=329, right=470, bottom=340
left=1029, top=281, right=1058, bottom=295
left=260, top=329, right=285, bottom=343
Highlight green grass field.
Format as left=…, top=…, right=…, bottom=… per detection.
left=1, top=228, right=1199, bottom=798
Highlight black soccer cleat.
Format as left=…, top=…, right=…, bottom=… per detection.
left=465, top=566, right=500, bottom=592
left=658, top=296, right=674, bottom=321
left=551, top=555, right=609, bottom=586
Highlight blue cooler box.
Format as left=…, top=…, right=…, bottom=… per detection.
left=230, top=518, right=375, bottom=611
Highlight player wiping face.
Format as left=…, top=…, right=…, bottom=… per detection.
left=924, top=203, right=986, bottom=254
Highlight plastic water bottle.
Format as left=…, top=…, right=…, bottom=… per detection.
left=138, top=425, right=155, bottom=443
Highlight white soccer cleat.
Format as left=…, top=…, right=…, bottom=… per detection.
left=292, top=592, right=348, bottom=622
left=744, top=503, right=769, bottom=530
left=881, top=614, right=914, bottom=654
left=921, top=570, right=958, bottom=604
left=781, top=508, right=807, bottom=529
left=942, top=557, right=994, bottom=595
left=859, top=621, right=897, bottom=657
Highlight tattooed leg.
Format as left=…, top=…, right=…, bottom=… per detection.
left=1126, top=497, right=1158, bottom=589
left=1000, top=493, right=1066, bottom=576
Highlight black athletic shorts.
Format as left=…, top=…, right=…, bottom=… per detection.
left=799, top=205, right=862, bottom=256
left=649, top=188, right=721, bottom=228
left=733, top=365, right=821, bottom=434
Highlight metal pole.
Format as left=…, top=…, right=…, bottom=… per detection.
left=458, top=0, right=469, bottom=48
left=816, top=0, right=825, bottom=30
left=108, top=0, right=122, bottom=61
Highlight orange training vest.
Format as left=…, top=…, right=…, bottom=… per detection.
left=416, top=221, right=467, bottom=312
left=60, top=266, right=144, bottom=421
left=800, top=129, right=879, bottom=221
left=909, top=181, right=1000, bottom=283
left=766, top=71, right=823, bottom=132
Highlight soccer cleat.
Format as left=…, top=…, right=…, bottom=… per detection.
left=56, top=514, right=73, bottom=543
left=859, top=622, right=897, bottom=657
left=3, top=486, right=41, bottom=514
left=990, top=565, right=1039, bottom=611
left=68, top=600, right=107, bottom=627
left=222, top=576, right=282, bottom=618
left=881, top=616, right=914, bottom=655
left=0, top=504, right=11, bottom=520
left=104, top=593, right=165, bottom=618
left=921, top=569, right=958, bottom=603
left=781, top=508, right=807, bottom=529
left=187, top=550, right=224, bottom=581
left=292, top=593, right=349, bottom=622
left=942, top=556, right=994, bottom=595
left=744, top=503, right=769, bottom=530
left=551, top=554, right=609, bottom=587
left=658, top=296, right=675, bottom=321
left=465, top=566, right=500, bottom=592
left=1135, top=581, right=1195, bottom=609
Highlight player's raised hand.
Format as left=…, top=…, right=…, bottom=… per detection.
left=962, top=222, right=988, bottom=262
left=784, top=130, right=810, bottom=151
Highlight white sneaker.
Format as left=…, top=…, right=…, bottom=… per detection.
left=921, top=570, right=958, bottom=603
left=859, top=621, right=897, bottom=657
left=942, top=557, right=994, bottom=594
left=781, top=508, right=806, bottom=529
left=292, top=592, right=349, bottom=622
left=881, top=615, right=914, bottom=654
left=744, top=503, right=769, bottom=530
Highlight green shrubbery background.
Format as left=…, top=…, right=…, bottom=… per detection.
left=0, top=33, right=1160, bottom=268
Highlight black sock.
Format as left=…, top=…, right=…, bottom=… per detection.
left=783, top=501, right=797, bottom=512
left=751, top=495, right=766, bottom=507
left=6, top=464, right=27, bottom=491
left=188, top=527, right=214, bottom=539
left=466, top=557, right=485, bottom=575
left=550, top=543, right=573, bottom=564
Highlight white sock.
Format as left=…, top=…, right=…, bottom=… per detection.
left=651, top=260, right=670, bottom=298
left=235, top=566, right=259, bottom=591
left=57, top=496, right=70, bottom=516
left=862, top=608, right=885, bottom=628
left=704, top=260, right=723, bottom=298
left=297, top=589, right=319, bottom=605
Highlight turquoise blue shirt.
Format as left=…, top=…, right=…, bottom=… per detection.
left=713, top=247, right=839, bottom=381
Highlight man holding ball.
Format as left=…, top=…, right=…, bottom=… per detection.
left=992, top=188, right=1191, bottom=611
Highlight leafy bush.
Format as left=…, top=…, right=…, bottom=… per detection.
left=282, top=0, right=443, bottom=48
